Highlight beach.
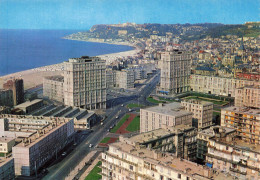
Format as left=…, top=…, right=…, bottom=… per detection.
left=0, top=49, right=139, bottom=90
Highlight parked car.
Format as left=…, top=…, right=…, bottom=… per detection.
left=89, top=144, right=93, bottom=148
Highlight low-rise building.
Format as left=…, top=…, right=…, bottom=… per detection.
left=0, top=137, right=15, bottom=154
left=14, top=99, right=44, bottom=114
left=121, top=124, right=197, bottom=161
left=43, top=75, right=64, bottom=103
left=181, top=99, right=213, bottom=129
left=206, top=135, right=260, bottom=180
left=102, top=137, right=232, bottom=180
left=190, top=74, right=258, bottom=97
left=140, top=103, right=192, bottom=133
left=197, top=126, right=236, bottom=164
left=0, top=157, right=15, bottom=180
left=221, top=106, right=260, bottom=145
left=235, top=85, right=259, bottom=108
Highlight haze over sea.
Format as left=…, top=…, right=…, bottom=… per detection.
left=0, top=29, right=133, bottom=76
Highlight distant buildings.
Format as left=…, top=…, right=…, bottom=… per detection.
left=3, top=79, right=24, bottom=106
left=157, top=50, right=191, bottom=94
left=221, top=106, right=260, bottom=145
left=115, top=69, right=135, bottom=89
left=63, top=56, right=106, bottom=109
left=140, top=103, right=192, bottom=133
left=0, top=89, right=13, bottom=107
left=181, top=99, right=213, bottom=129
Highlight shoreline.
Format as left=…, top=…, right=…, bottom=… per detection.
left=0, top=40, right=140, bottom=90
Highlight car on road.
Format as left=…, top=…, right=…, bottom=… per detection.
left=62, top=152, right=67, bottom=156
left=89, top=144, right=93, bottom=148
left=115, top=116, right=119, bottom=119
left=121, top=104, right=124, bottom=107
left=129, top=109, right=132, bottom=112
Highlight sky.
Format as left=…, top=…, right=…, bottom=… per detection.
left=0, top=0, right=259, bottom=29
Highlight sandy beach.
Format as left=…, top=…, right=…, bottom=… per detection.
left=0, top=49, right=140, bottom=90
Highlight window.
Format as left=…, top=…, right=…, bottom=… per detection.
left=178, top=174, right=181, bottom=179
left=129, top=165, right=133, bottom=171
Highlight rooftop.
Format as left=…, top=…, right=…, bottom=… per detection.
left=198, top=126, right=236, bottom=137
left=141, top=102, right=192, bottom=117
left=67, top=56, right=105, bottom=63
left=222, top=106, right=260, bottom=115
left=44, top=75, right=64, bottom=82
left=14, top=99, right=43, bottom=109
left=181, top=99, right=213, bottom=106
left=0, top=157, right=13, bottom=167
left=0, top=137, right=15, bottom=143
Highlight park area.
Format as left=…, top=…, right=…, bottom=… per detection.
left=183, top=96, right=229, bottom=105
left=84, top=161, right=102, bottom=180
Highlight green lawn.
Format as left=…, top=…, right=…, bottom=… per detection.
left=184, top=96, right=227, bottom=105
left=126, top=116, right=140, bottom=132
left=213, top=111, right=221, bottom=116
left=146, top=97, right=164, bottom=104
left=127, top=103, right=144, bottom=108
left=85, top=161, right=102, bottom=180
left=0, top=153, right=5, bottom=157
left=100, top=137, right=111, bottom=143
left=158, top=97, right=176, bottom=102
left=110, top=114, right=130, bottom=133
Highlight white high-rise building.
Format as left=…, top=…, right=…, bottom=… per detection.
left=158, top=50, right=191, bottom=94
left=63, top=56, right=106, bottom=109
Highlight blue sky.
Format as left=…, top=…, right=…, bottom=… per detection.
left=0, top=0, right=259, bottom=29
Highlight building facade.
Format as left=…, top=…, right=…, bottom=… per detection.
left=3, top=79, right=24, bottom=106
left=63, top=56, right=106, bottom=109
left=190, top=74, right=258, bottom=97
left=102, top=137, right=231, bottom=180
left=116, top=69, right=135, bottom=89
left=158, top=50, right=191, bottom=94
left=235, top=85, right=259, bottom=108
left=0, top=89, right=13, bottom=107
left=181, top=99, right=213, bottom=129
left=0, top=137, right=15, bottom=154
left=0, top=157, right=15, bottom=180
left=140, top=103, right=192, bottom=133
left=43, top=75, right=64, bottom=103
left=221, top=106, right=260, bottom=145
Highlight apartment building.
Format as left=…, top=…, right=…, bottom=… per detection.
left=181, top=99, right=213, bottom=129
left=121, top=124, right=197, bottom=161
left=43, top=75, right=64, bottom=103
left=140, top=103, right=192, bottom=133
left=206, top=135, right=260, bottom=180
left=158, top=50, right=191, bottom=94
left=0, top=157, right=15, bottom=180
left=190, top=74, right=259, bottom=97
left=106, top=69, right=117, bottom=88
left=0, top=89, right=13, bottom=107
left=221, top=106, right=260, bottom=145
left=0, top=114, right=74, bottom=176
left=101, top=138, right=232, bottom=180
left=235, top=85, right=259, bottom=108
left=3, top=79, right=24, bottom=106
left=63, top=56, right=106, bottom=109
left=197, top=126, right=236, bottom=164
left=116, top=69, right=135, bottom=89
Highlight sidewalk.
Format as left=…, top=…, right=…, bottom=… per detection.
left=79, top=154, right=102, bottom=180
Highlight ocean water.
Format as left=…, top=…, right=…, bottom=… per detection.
left=0, top=29, right=133, bottom=76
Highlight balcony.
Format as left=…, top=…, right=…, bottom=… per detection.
left=229, top=167, right=247, bottom=175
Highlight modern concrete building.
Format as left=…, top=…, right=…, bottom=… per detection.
left=196, top=126, right=236, bottom=164
left=115, top=69, right=135, bottom=89
left=235, top=85, right=260, bottom=108
left=206, top=134, right=260, bottom=180
left=0, top=137, right=15, bottom=154
left=221, top=106, right=260, bottom=145
left=140, top=103, right=193, bottom=133
left=0, top=89, right=13, bottom=107
left=0, top=114, right=74, bottom=176
left=181, top=99, right=213, bottom=129
left=3, top=79, right=24, bottom=106
left=190, top=74, right=259, bottom=97
left=121, top=124, right=197, bottom=161
left=106, top=69, right=117, bottom=88
left=14, top=99, right=44, bottom=114
left=43, top=75, right=64, bottom=103
left=63, top=56, right=106, bottom=109
left=0, top=157, right=15, bottom=180
left=101, top=136, right=232, bottom=180
left=157, top=50, right=191, bottom=94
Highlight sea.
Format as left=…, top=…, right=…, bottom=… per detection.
left=0, top=29, right=133, bottom=76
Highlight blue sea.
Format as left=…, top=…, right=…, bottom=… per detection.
left=0, top=29, right=133, bottom=76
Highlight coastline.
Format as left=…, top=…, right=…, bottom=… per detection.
left=0, top=40, right=140, bottom=90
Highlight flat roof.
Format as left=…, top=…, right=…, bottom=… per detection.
left=222, top=106, right=260, bottom=116
left=0, top=137, right=15, bottom=143
left=44, top=75, right=64, bottom=82
left=0, top=157, right=13, bottom=167
left=141, top=102, right=192, bottom=117
left=198, top=126, right=236, bottom=137
left=15, top=99, right=43, bottom=108
left=181, top=99, right=213, bottom=106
